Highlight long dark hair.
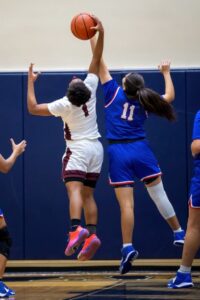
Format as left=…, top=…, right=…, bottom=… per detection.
left=124, top=73, right=176, bottom=121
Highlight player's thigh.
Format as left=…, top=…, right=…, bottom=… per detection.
left=88, top=140, right=104, bottom=173
left=62, top=141, right=89, bottom=181
left=107, top=143, right=134, bottom=184
left=133, top=140, right=162, bottom=181
left=187, top=206, right=200, bottom=230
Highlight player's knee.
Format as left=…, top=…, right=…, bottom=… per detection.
left=0, top=226, right=12, bottom=258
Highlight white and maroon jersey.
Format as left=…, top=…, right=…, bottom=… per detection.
left=48, top=73, right=101, bottom=140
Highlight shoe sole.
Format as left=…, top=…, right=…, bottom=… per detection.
left=168, top=282, right=194, bottom=289
left=77, top=239, right=101, bottom=261
left=173, top=240, right=184, bottom=247
left=0, top=293, right=8, bottom=297
left=65, top=230, right=89, bottom=256
left=119, top=250, right=139, bottom=275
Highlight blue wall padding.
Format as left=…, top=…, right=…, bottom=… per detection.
left=0, top=69, right=199, bottom=259
left=0, top=74, right=24, bottom=258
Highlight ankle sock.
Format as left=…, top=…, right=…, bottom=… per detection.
left=86, top=224, right=96, bottom=236
left=178, top=265, right=191, bottom=273
left=70, top=219, right=81, bottom=231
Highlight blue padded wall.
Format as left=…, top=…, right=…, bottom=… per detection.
left=0, top=69, right=199, bottom=260
left=186, top=71, right=200, bottom=180
left=0, top=74, right=24, bottom=258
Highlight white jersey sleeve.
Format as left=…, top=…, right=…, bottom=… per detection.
left=47, top=96, right=70, bottom=117
left=84, top=73, right=99, bottom=96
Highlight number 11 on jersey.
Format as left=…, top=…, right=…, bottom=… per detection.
left=121, top=102, right=135, bottom=121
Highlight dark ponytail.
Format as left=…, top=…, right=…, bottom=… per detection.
left=137, top=88, right=176, bottom=121
left=124, top=73, right=176, bottom=121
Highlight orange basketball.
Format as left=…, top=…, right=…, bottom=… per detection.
left=71, top=13, right=97, bottom=40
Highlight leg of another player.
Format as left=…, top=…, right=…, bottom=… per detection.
left=146, top=176, right=185, bottom=245
left=82, top=186, right=97, bottom=226
left=115, top=187, right=134, bottom=244
left=115, top=187, right=138, bottom=274
left=77, top=186, right=101, bottom=261
left=0, top=254, right=7, bottom=282
left=181, top=207, right=200, bottom=267
left=167, top=207, right=200, bottom=288
left=0, top=218, right=7, bottom=279
left=65, top=181, right=84, bottom=220
left=0, top=217, right=15, bottom=297
left=64, top=181, right=89, bottom=256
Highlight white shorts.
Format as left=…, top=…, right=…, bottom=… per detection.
left=62, top=139, right=103, bottom=187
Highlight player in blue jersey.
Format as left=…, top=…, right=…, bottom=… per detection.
left=168, top=111, right=200, bottom=288
left=0, top=138, right=26, bottom=297
left=90, top=38, right=185, bottom=274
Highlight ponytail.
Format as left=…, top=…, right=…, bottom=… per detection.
left=124, top=73, right=176, bottom=121
left=137, top=88, right=176, bottom=121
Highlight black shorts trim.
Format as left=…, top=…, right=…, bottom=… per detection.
left=64, top=177, right=97, bottom=188
left=64, top=177, right=85, bottom=183
left=113, top=183, right=134, bottom=188
left=142, top=175, right=160, bottom=185
left=108, top=137, right=145, bottom=144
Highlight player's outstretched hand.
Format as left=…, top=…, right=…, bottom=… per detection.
left=90, top=15, right=104, bottom=33
left=10, top=138, right=27, bottom=157
left=28, top=63, right=41, bottom=82
left=158, top=60, right=171, bottom=74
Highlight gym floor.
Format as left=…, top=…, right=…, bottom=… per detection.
left=4, top=260, right=200, bottom=300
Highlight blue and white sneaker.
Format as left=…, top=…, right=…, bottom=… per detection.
left=119, top=245, right=138, bottom=275
left=173, top=230, right=185, bottom=246
left=0, top=281, right=9, bottom=298
left=3, top=283, right=15, bottom=296
left=168, top=271, right=194, bottom=289
left=0, top=281, right=15, bottom=298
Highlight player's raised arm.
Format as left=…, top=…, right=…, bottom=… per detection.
left=90, top=36, right=112, bottom=84
left=88, top=15, right=104, bottom=76
left=27, top=63, right=52, bottom=116
left=158, top=61, right=175, bottom=103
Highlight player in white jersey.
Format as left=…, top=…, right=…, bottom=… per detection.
left=27, top=15, right=104, bottom=260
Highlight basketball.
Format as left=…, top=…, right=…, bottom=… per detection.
left=71, top=13, right=97, bottom=40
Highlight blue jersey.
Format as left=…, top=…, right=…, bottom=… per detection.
left=102, top=79, right=147, bottom=140
left=192, top=110, right=200, bottom=140
left=189, top=111, right=200, bottom=207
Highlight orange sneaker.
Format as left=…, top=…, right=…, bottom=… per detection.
left=77, top=234, right=101, bottom=261
left=65, top=226, right=89, bottom=256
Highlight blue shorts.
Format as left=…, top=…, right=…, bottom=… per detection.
left=0, top=208, right=4, bottom=217
left=189, top=158, right=200, bottom=208
left=108, top=139, right=161, bottom=186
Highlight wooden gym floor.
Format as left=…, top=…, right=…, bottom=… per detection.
left=4, top=259, right=200, bottom=300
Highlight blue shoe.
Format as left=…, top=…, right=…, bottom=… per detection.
left=168, top=271, right=194, bottom=289
left=3, top=282, right=15, bottom=296
left=173, top=230, right=185, bottom=246
left=119, top=245, right=138, bottom=275
left=0, top=281, right=10, bottom=298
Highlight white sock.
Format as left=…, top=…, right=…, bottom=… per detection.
left=173, top=228, right=182, bottom=233
left=178, top=265, right=191, bottom=273
left=123, top=243, right=132, bottom=248
left=146, top=181, right=176, bottom=219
